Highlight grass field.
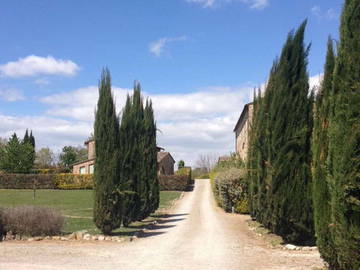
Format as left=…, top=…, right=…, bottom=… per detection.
left=0, top=189, right=182, bottom=234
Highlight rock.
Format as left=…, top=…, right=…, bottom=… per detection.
left=98, top=235, right=105, bottom=241
left=105, top=236, right=112, bottom=241
left=44, top=236, right=51, bottom=240
left=295, top=247, right=301, bottom=251
left=285, top=244, right=297, bottom=250
left=15, top=235, right=21, bottom=240
left=130, top=235, right=138, bottom=242
left=68, top=233, right=76, bottom=240
left=111, top=236, right=119, bottom=241
left=28, top=238, right=34, bottom=242
left=83, top=234, right=91, bottom=241
left=75, top=230, right=87, bottom=240
left=91, top=235, right=98, bottom=241
left=310, top=246, right=318, bottom=251
left=60, top=237, right=68, bottom=241
left=302, top=246, right=312, bottom=251
left=34, top=237, right=43, bottom=241
left=52, top=236, right=61, bottom=240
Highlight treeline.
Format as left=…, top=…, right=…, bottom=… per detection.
left=93, top=69, right=159, bottom=234
left=247, top=1, right=359, bottom=269
left=0, top=130, right=35, bottom=173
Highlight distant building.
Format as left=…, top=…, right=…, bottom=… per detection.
left=72, top=139, right=175, bottom=175
left=72, top=139, right=95, bottom=174
left=157, top=151, right=175, bottom=175
left=233, top=102, right=253, bottom=161
left=218, top=156, right=231, bottom=164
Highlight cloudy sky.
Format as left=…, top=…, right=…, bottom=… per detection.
left=0, top=0, right=342, bottom=165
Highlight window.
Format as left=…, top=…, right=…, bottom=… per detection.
left=89, top=164, right=94, bottom=174
left=79, top=166, right=86, bottom=174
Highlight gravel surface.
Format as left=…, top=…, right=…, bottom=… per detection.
left=0, top=179, right=324, bottom=270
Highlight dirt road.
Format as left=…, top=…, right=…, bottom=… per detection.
left=0, top=179, right=324, bottom=270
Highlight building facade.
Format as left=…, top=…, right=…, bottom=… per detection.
left=72, top=140, right=95, bottom=174
left=233, top=102, right=253, bottom=161
left=72, top=139, right=175, bottom=175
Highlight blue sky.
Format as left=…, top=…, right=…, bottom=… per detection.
left=0, top=0, right=343, bottom=165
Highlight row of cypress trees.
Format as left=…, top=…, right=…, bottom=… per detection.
left=248, top=21, right=315, bottom=245
left=93, top=69, right=159, bottom=234
left=248, top=1, right=359, bottom=268
left=312, top=0, right=360, bottom=269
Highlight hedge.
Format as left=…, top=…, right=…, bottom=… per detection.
left=158, top=175, right=191, bottom=191
left=0, top=173, right=188, bottom=191
left=0, top=174, right=92, bottom=190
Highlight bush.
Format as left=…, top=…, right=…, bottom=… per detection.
left=0, top=174, right=56, bottom=189
left=158, top=175, right=190, bottom=191
left=0, top=208, right=5, bottom=240
left=0, top=173, right=93, bottom=190
left=214, top=168, right=248, bottom=213
left=176, top=167, right=192, bottom=180
left=3, top=206, right=64, bottom=237
left=54, top=174, right=93, bottom=189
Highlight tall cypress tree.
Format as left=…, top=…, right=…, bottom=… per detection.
left=120, top=94, right=136, bottom=227
left=144, top=99, right=159, bottom=215
left=312, top=38, right=338, bottom=268
left=327, top=1, right=360, bottom=268
left=93, top=68, right=122, bottom=234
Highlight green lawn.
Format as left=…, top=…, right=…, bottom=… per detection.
left=0, top=189, right=181, bottom=234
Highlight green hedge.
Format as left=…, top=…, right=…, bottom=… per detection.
left=213, top=168, right=248, bottom=214
left=0, top=173, right=188, bottom=191
left=0, top=174, right=92, bottom=190
left=158, top=175, right=190, bottom=191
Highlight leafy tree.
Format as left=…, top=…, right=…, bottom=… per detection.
left=93, top=68, right=123, bottom=234
left=178, top=160, right=185, bottom=170
left=327, top=1, right=360, bottom=268
left=35, top=147, right=55, bottom=168
left=59, top=146, right=77, bottom=170
left=312, top=38, right=338, bottom=268
left=0, top=133, right=34, bottom=173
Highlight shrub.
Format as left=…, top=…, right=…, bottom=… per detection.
left=158, top=175, right=190, bottom=191
left=0, top=174, right=56, bottom=189
left=54, top=174, right=93, bottom=189
left=176, top=167, right=192, bottom=180
left=214, top=168, right=248, bottom=213
left=0, top=208, right=5, bottom=240
left=3, top=206, right=64, bottom=237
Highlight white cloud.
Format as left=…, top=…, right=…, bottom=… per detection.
left=309, top=73, right=323, bottom=93
left=1, top=74, right=321, bottom=166
left=0, top=88, right=25, bottom=102
left=34, top=78, right=51, bottom=86
left=311, top=6, right=337, bottom=20
left=0, top=55, right=79, bottom=78
left=186, top=0, right=268, bottom=10
left=149, top=36, right=187, bottom=57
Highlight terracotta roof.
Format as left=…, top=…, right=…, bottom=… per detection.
left=233, top=102, right=253, bottom=132
left=157, top=152, right=175, bottom=163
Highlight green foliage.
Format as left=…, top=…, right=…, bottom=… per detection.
left=325, top=1, right=360, bottom=268
left=177, top=160, right=185, bottom=169
left=214, top=168, right=248, bottom=213
left=312, top=38, right=339, bottom=268
left=0, top=133, right=34, bottom=173
left=158, top=175, right=190, bottom=191
left=120, top=83, right=158, bottom=226
left=93, top=68, right=122, bottom=234
left=247, top=21, right=314, bottom=244
left=54, top=174, right=93, bottom=190
left=59, top=146, right=87, bottom=171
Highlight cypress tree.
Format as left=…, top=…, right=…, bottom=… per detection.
left=93, top=68, right=122, bottom=234
left=144, top=99, right=159, bottom=215
left=312, top=38, right=338, bottom=268
left=23, top=130, right=30, bottom=144
left=327, top=1, right=360, bottom=268
left=120, top=94, right=135, bottom=227
left=248, top=22, right=314, bottom=244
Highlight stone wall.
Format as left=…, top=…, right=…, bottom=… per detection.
left=235, top=104, right=253, bottom=161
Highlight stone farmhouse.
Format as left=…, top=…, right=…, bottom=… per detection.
left=233, top=102, right=253, bottom=161
left=72, top=139, right=175, bottom=175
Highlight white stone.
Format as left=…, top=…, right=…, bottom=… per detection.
left=98, top=235, right=105, bottom=241
left=83, top=233, right=91, bottom=240
left=285, top=244, right=297, bottom=250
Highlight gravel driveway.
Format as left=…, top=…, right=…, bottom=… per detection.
left=0, top=179, right=324, bottom=270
